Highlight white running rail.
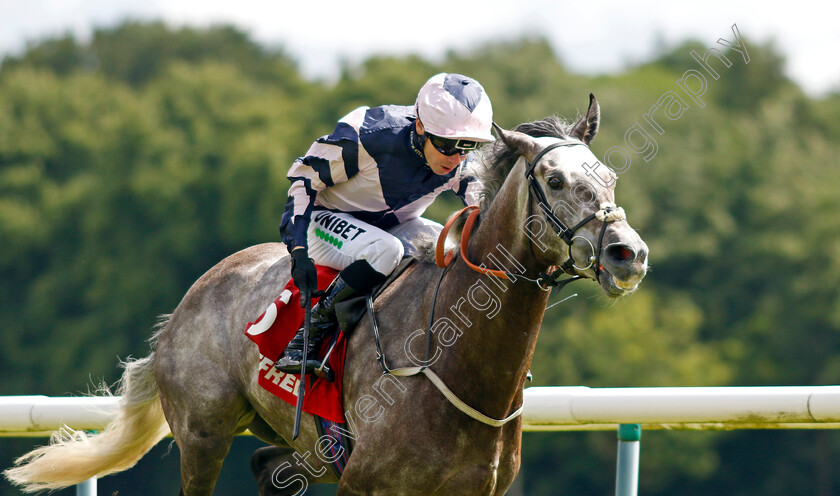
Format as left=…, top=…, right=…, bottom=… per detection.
left=4, top=386, right=840, bottom=435
left=4, top=386, right=840, bottom=496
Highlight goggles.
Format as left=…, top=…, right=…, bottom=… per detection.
left=426, top=133, right=479, bottom=156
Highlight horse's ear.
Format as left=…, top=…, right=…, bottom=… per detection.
left=571, top=94, right=600, bottom=145
left=492, top=122, right=541, bottom=162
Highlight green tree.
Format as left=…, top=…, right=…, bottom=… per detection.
left=3, top=22, right=840, bottom=496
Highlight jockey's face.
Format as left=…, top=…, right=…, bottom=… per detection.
left=416, top=121, right=466, bottom=175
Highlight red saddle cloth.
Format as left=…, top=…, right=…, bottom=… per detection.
left=244, top=266, right=347, bottom=423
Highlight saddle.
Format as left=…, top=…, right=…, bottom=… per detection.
left=244, top=257, right=416, bottom=422
left=334, top=256, right=415, bottom=334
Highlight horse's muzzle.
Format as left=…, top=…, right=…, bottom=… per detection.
left=599, top=241, right=649, bottom=295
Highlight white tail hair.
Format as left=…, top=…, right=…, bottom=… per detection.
left=4, top=352, right=170, bottom=492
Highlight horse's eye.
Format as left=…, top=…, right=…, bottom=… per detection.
left=547, top=177, right=563, bottom=189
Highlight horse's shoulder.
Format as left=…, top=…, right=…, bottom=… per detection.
left=370, top=258, right=437, bottom=306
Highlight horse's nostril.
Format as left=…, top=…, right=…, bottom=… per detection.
left=608, top=245, right=634, bottom=262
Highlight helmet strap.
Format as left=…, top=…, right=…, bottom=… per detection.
left=410, top=124, right=428, bottom=162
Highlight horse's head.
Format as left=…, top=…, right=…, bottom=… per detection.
left=491, top=95, right=648, bottom=297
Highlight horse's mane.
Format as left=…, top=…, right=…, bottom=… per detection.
left=412, top=116, right=576, bottom=262
left=474, top=116, right=574, bottom=211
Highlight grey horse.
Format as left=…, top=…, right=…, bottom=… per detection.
left=5, top=96, right=648, bottom=495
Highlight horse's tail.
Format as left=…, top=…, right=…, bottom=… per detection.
left=4, top=347, right=170, bottom=492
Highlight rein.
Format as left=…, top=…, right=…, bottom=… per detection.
left=435, top=205, right=509, bottom=279
left=435, top=205, right=567, bottom=291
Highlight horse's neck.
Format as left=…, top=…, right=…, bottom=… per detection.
left=437, top=158, right=550, bottom=417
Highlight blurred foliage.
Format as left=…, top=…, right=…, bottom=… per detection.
left=1, top=21, right=839, bottom=496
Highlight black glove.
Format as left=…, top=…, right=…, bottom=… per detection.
left=290, top=248, right=318, bottom=307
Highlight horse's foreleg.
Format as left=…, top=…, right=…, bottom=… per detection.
left=251, top=445, right=337, bottom=496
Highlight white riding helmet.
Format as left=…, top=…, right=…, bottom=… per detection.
left=415, top=73, right=495, bottom=142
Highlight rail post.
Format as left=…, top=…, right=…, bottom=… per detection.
left=76, top=477, right=97, bottom=496
left=75, top=430, right=98, bottom=496
left=615, top=423, right=641, bottom=496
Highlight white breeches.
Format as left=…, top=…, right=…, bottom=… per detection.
left=306, top=211, right=442, bottom=275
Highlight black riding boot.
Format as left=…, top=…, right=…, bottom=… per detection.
left=274, top=275, right=358, bottom=374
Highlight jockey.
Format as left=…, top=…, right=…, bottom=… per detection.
left=275, top=73, right=495, bottom=374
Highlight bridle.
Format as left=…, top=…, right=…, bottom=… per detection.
left=436, top=139, right=626, bottom=292
left=383, top=138, right=628, bottom=428
left=524, top=141, right=626, bottom=290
